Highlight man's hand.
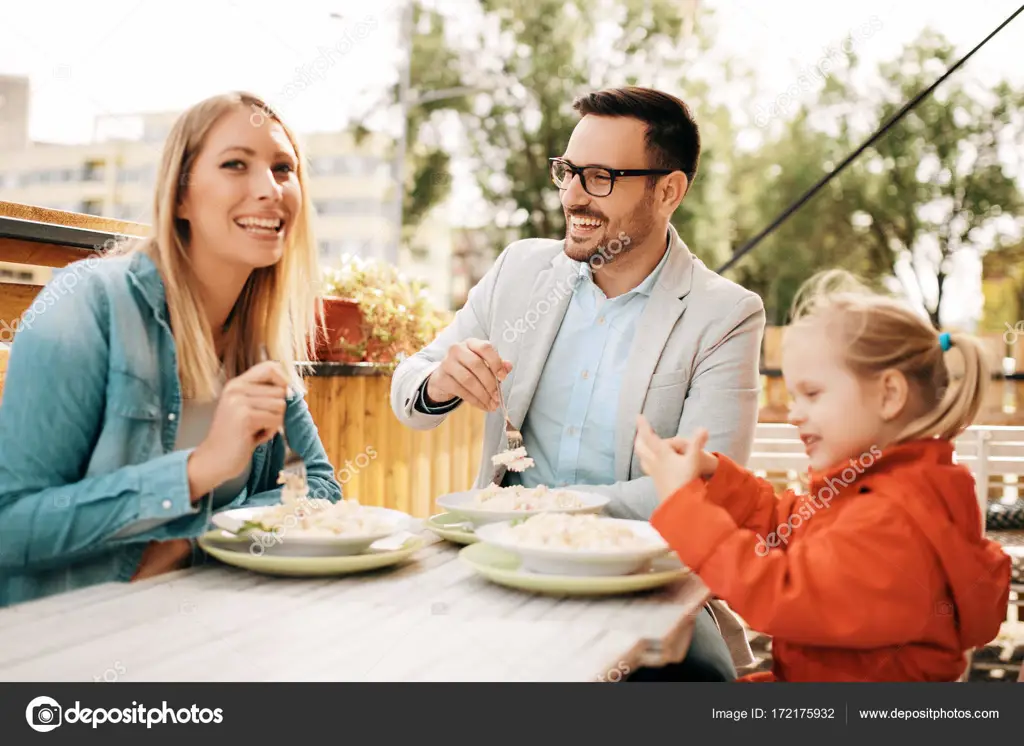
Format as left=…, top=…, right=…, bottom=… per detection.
left=634, top=416, right=718, bottom=503
left=426, top=338, right=513, bottom=412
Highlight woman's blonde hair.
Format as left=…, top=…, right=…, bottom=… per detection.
left=787, top=269, right=990, bottom=442
left=110, top=91, right=322, bottom=400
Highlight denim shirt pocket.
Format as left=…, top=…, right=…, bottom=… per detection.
left=107, top=369, right=164, bottom=463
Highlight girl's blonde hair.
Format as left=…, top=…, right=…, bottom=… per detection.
left=110, top=91, right=322, bottom=400
left=787, top=269, right=989, bottom=442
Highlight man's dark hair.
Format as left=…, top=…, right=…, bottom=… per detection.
left=571, top=86, right=700, bottom=187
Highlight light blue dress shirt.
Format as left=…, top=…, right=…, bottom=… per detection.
left=505, top=243, right=671, bottom=489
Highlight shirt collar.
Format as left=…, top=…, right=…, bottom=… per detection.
left=575, top=230, right=671, bottom=298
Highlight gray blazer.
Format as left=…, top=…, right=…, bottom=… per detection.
left=390, top=225, right=766, bottom=668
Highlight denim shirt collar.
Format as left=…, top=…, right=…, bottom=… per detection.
left=124, top=250, right=173, bottom=325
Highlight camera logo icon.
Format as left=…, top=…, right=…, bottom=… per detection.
left=25, top=696, right=62, bottom=732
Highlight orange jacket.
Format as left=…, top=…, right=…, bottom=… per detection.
left=651, top=439, right=1011, bottom=682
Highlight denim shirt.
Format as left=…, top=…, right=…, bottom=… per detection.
left=0, top=250, right=342, bottom=607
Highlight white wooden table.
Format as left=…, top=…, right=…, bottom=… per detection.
left=0, top=530, right=709, bottom=682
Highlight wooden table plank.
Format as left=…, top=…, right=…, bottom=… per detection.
left=0, top=529, right=708, bottom=680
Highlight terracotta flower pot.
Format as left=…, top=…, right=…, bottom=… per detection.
left=316, top=296, right=366, bottom=362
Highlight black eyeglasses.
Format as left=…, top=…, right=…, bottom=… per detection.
left=549, top=157, right=674, bottom=197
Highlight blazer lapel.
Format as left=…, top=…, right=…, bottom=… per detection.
left=614, top=227, right=695, bottom=480
left=505, top=253, right=577, bottom=428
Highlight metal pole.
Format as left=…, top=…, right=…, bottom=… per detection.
left=391, top=1, right=413, bottom=267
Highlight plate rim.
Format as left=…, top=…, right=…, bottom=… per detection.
left=473, top=518, right=670, bottom=562
left=458, top=542, right=687, bottom=593
left=197, top=530, right=425, bottom=571
left=424, top=513, right=479, bottom=544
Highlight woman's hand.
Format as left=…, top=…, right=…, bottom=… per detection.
left=187, top=360, right=290, bottom=500
left=634, top=416, right=718, bottom=504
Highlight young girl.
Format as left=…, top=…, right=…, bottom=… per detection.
left=0, top=92, right=341, bottom=607
left=634, top=270, right=1011, bottom=682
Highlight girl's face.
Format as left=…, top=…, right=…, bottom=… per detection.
left=176, top=107, right=301, bottom=273
left=782, top=322, right=893, bottom=472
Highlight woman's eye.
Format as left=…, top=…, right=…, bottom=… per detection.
left=221, top=159, right=246, bottom=170
left=274, top=163, right=295, bottom=174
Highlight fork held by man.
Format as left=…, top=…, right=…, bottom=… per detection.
left=425, top=338, right=513, bottom=413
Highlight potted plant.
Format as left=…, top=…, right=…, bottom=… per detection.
left=317, top=255, right=451, bottom=365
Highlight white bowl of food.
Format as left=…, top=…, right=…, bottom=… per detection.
left=435, top=484, right=609, bottom=527
left=474, top=513, right=671, bottom=576
left=212, top=498, right=412, bottom=557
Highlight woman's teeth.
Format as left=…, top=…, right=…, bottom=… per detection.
left=235, top=217, right=283, bottom=235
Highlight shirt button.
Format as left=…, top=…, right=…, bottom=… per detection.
left=568, top=426, right=577, bottom=436
left=167, top=413, right=176, bottom=421
left=597, top=317, right=606, bottom=325
left=161, top=499, right=172, bottom=510
left=581, top=371, right=589, bottom=380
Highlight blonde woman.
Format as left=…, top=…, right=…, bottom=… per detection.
left=0, top=92, right=341, bottom=607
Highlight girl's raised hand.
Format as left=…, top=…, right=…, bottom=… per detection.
left=634, top=416, right=716, bottom=503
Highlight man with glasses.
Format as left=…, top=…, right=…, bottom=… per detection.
left=391, top=86, right=766, bottom=681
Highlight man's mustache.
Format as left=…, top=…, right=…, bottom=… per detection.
left=565, top=210, right=607, bottom=221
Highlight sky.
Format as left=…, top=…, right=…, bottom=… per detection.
left=1, top=0, right=1022, bottom=326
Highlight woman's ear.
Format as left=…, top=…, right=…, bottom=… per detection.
left=878, top=369, right=909, bottom=421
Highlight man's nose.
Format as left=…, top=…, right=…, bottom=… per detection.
left=560, top=171, right=589, bottom=209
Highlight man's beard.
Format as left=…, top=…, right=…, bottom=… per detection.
left=563, top=193, right=656, bottom=265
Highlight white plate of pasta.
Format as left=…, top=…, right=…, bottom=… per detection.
left=473, top=513, right=671, bottom=576
left=435, top=484, right=609, bottom=527
left=212, top=497, right=412, bottom=557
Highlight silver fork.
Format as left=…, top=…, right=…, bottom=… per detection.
left=259, top=346, right=307, bottom=485
left=495, top=383, right=523, bottom=451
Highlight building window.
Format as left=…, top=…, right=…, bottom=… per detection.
left=313, top=199, right=386, bottom=217
left=82, top=160, right=105, bottom=182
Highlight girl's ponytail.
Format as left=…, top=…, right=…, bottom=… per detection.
left=898, top=331, right=990, bottom=443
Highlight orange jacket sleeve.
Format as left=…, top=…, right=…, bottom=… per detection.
left=697, top=453, right=783, bottom=537
left=651, top=478, right=938, bottom=648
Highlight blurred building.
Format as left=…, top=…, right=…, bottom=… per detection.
left=0, top=78, right=452, bottom=308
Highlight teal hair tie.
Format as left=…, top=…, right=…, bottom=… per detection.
left=939, top=332, right=952, bottom=351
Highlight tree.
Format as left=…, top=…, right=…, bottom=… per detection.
left=818, top=29, right=1024, bottom=328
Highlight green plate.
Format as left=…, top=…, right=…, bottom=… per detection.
left=458, top=542, right=689, bottom=596
left=424, top=513, right=479, bottom=545
left=197, top=531, right=425, bottom=577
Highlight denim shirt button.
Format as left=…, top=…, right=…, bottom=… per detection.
left=167, top=413, right=176, bottom=421
left=161, top=499, right=172, bottom=510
